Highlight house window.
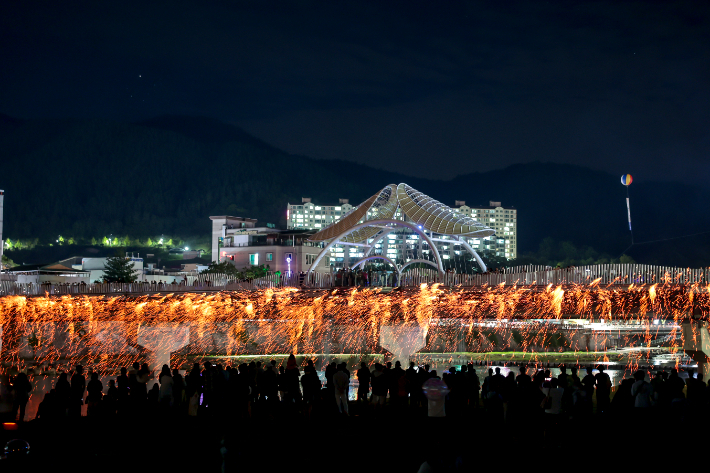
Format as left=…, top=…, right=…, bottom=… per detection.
left=306, top=254, right=316, bottom=265
left=286, top=253, right=293, bottom=262
left=249, top=253, right=259, bottom=265
left=266, top=253, right=273, bottom=262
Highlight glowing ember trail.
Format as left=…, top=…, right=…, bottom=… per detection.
left=0, top=282, right=706, bottom=373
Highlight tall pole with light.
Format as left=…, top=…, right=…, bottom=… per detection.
left=0, top=189, right=4, bottom=275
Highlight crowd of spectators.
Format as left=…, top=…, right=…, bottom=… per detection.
left=2, top=356, right=702, bottom=425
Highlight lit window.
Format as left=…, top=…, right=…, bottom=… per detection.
left=266, top=253, right=273, bottom=262
left=249, top=253, right=259, bottom=265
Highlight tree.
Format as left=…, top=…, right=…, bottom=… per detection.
left=204, top=260, right=242, bottom=277
left=244, top=264, right=270, bottom=279
left=103, top=251, right=138, bottom=283
left=1, top=254, right=16, bottom=270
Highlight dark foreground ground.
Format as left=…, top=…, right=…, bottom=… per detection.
left=0, top=403, right=703, bottom=472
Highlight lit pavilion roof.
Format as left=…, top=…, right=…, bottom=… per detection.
left=308, top=183, right=495, bottom=242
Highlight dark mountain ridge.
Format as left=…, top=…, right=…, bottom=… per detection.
left=1, top=114, right=708, bottom=266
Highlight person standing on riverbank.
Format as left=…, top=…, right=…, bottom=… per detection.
left=594, top=367, right=611, bottom=414
left=70, top=365, right=85, bottom=417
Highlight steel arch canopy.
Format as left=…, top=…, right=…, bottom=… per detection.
left=305, top=182, right=494, bottom=276
left=396, top=183, right=495, bottom=237
left=305, top=219, right=445, bottom=279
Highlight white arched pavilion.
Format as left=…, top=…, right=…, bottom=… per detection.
left=305, top=183, right=496, bottom=283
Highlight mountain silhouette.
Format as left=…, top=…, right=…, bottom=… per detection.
left=0, top=114, right=708, bottom=266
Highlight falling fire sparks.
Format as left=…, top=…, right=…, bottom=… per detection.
left=0, top=281, right=706, bottom=373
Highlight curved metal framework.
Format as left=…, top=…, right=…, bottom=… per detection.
left=453, top=236, right=488, bottom=273
left=306, top=183, right=496, bottom=281
left=306, top=219, right=445, bottom=282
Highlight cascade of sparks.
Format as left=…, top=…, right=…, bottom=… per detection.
left=0, top=282, right=706, bottom=373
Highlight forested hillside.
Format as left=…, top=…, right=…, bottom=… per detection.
left=1, top=114, right=709, bottom=266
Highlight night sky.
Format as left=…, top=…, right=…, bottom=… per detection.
left=2, top=0, right=709, bottom=183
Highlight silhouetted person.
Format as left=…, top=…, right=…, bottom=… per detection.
left=333, top=363, right=350, bottom=415
left=558, top=365, right=569, bottom=387
left=86, top=372, right=103, bottom=416
left=277, top=366, right=287, bottom=401
left=202, top=362, right=213, bottom=409
left=116, top=367, right=129, bottom=407
left=356, top=362, right=370, bottom=402
left=481, top=368, right=494, bottom=402
left=594, top=366, right=611, bottom=414
left=668, top=368, right=685, bottom=400
left=325, top=361, right=337, bottom=391
left=300, top=366, right=321, bottom=418
left=491, top=367, right=505, bottom=395
left=135, top=363, right=151, bottom=409
left=35, top=391, right=55, bottom=421
left=11, top=372, right=31, bottom=422
left=186, top=363, right=202, bottom=401
left=158, top=365, right=173, bottom=408
left=148, top=383, right=160, bottom=408
left=370, top=363, right=387, bottom=409
left=70, top=365, right=86, bottom=417
left=631, top=370, right=653, bottom=409
left=465, top=365, right=480, bottom=409
left=105, top=379, right=118, bottom=415
left=55, top=372, right=71, bottom=416
left=284, top=354, right=302, bottom=405
left=581, top=367, right=595, bottom=409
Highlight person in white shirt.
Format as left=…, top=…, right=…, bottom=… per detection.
left=333, top=363, right=350, bottom=415
left=542, top=378, right=565, bottom=415
left=631, top=370, right=654, bottom=408
left=158, top=365, right=174, bottom=407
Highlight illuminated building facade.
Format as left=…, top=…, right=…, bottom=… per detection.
left=209, top=216, right=330, bottom=274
